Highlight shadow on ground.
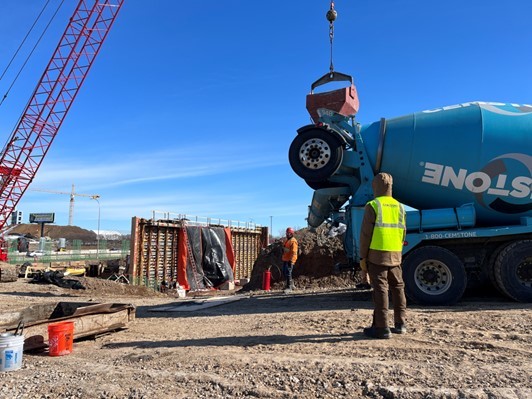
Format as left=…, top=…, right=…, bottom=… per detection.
left=135, top=287, right=522, bottom=319
left=102, top=330, right=367, bottom=350
left=136, top=289, right=372, bottom=318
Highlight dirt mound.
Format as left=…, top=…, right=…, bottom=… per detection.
left=76, top=276, right=166, bottom=297
left=244, top=226, right=359, bottom=291
left=2, top=275, right=166, bottom=299
left=10, top=224, right=96, bottom=242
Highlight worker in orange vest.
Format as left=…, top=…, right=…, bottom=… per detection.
left=282, top=227, right=298, bottom=291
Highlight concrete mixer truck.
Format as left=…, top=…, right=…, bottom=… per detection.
left=289, top=101, right=532, bottom=305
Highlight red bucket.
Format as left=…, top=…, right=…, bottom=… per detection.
left=48, top=321, right=74, bottom=356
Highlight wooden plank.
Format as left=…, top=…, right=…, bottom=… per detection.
left=0, top=302, right=136, bottom=351
left=0, top=302, right=58, bottom=326
left=12, top=309, right=132, bottom=351
left=0, top=264, right=18, bottom=282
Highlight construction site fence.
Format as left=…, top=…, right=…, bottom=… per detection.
left=7, top=239, right=130, bottom=264
left=130, top=216, right=269, bottom=290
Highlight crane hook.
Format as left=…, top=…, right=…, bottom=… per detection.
left=326, top=1, right=337, bottom=23
left=326, top=1, right=337, bottom=75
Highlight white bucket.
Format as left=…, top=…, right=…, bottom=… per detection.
left=0, top=332, right=25, bottom=372
left=176, top=285, right=186, bottom=299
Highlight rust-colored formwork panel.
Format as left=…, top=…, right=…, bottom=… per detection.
left=130, top=218, right=267, bottom=289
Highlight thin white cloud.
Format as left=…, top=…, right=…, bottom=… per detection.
left=19, top=184, right=309, bottom=232
left=31, top=143, right=285, bottom=190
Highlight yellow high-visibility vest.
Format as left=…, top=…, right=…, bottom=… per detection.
left=368, top=196, right=405, bottom=251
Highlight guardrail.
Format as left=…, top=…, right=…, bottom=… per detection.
left=151, top=211, right=261, bottom=230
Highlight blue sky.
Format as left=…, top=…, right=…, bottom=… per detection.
left=1, top=1, right=531, bottom=235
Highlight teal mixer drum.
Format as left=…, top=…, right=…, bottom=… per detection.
left=360, top=102, right=532, bottom=226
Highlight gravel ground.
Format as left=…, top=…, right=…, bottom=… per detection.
left=0, top=278, right=531, bottom=399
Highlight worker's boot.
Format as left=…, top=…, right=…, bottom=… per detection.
left=289, top=276, right=295, bottom=290
left=363, top=326, right=391, bottom=339
left=285, top=277, right=293, bottom=292
left=390, top=324, right=407, bottom=334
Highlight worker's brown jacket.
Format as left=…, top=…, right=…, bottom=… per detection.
left=359, top=177, right=406, bottom=267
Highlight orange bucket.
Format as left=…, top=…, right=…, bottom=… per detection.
left=48, top=321, right=74, bottom=356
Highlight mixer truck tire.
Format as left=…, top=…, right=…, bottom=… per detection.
left=487, top=243, right=511, bottom=297
left=402, top=246, right=467, bottom=305
left=493, top=240, right=532, bottom=302
left=289, top=127, right=344, bottom=183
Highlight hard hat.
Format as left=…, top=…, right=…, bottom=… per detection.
left=286, top=227, right=294, bottom=234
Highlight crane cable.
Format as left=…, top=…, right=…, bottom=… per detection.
left=326, top=1, right=338, bottom=76
left=0, top=0, right=52, bottom=83
left=0, top=0, right=65, bottom=108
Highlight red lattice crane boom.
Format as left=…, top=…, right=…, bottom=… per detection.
left=0, top=0, right=124, bottom=233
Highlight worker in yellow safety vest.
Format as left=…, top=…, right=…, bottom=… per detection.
left=282, top=227, right=298, bottom=291
left=359, top=173, right=407, bottom=339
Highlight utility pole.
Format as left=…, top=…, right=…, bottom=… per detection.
left=92, top=197, right=101, bottom=260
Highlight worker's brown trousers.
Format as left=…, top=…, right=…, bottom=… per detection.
left=368, top=261, right=407, bottom=328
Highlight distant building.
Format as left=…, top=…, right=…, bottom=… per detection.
left=92, top=230, right=123, bottom=240
left=10, top=210, right=23, bottom=225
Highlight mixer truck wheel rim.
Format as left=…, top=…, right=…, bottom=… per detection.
left=516, top=261, right=532, bottom=285
left=414, top=260, right=452, bottom=294
left=289, top=127, right=344, bottom=182
left=299, top=138, right=331, bottom=170
left=403, top=246, right=467, bottom=305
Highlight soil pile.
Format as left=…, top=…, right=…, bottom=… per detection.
left=244, top=226, right=359, bottom=291
left=9, top=223, right=97, bottom=242
left=76, top=276, right=167, bottom=297
left=0, top=276, right=166, bottom=302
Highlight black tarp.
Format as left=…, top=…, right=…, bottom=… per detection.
left=30, top=271, right=86, bottom=290
left=185, top=226, right=234, bottom=290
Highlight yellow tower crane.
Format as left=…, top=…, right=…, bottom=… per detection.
left=30, top=184, right=100, bottom=226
